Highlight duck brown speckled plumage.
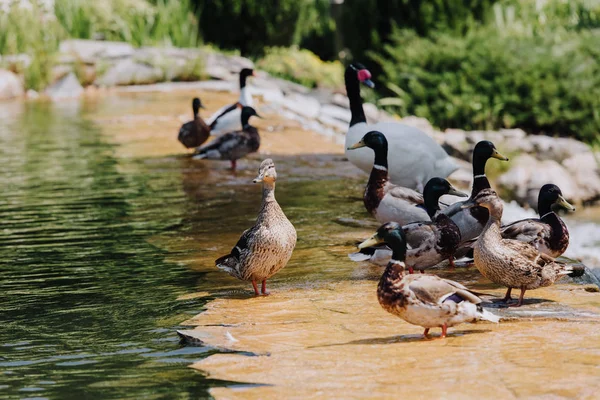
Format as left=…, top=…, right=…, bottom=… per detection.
left=178, top=98, right=211, bottom=148
left=360, top=223, right=500, bottom=339
left=215, top=159, right=297, bottom=295
left=470, top=189, right=583, bottom=307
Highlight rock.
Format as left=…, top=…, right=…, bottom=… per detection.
left=251, top=86, right=284, bottom=104
left=204, top=52, right=253, bottom=75
left=59, top=39, right=134, bottom=63
left=205, top=65, right=234, bottom=81
left=528, top=135, right=590, bottom=163
left=331, top=93, right=349, bottom=108
left=45, top=72, right=84, bottom=100
left=51, top=64, right=73, bottom=83
left=447, top=157, right=473, bottom=190
left=498, top=154, right=580, bottom=207
left=281, top=93, right=321, bottom=119
left=442, top=129, right=470, bottom=158
left=319, top=104, right=351, bottom=124
left=0, top=53, right=31, bottom=69
left=317, top=114, right=347, bottom=132
left=26, top=89, right=39, bottom=99
left=95, top=59, right=163, bottom=86
left=363, top=102, right=379, bottom=122
left=562, top=153, right=600, bottom=202
left=0, top=69, right=24, bottom=100
left=400, top=116, right=436, bottom=134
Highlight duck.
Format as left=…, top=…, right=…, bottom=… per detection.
left=500, top=184, right=574, bottom=258
left=347, top=131, right=429, bottom=225
left=349, top=178, right=468, bottom=271
left=441, top=141, right=509, bottom=242
left=359, top=222, right=500, bottom=339
left=206, top=68, right=255, bottom=135
left=178, top=97, right=211, bottom=148
left=192, top=106, right=260, bottom=171
left=344, top=63, right=458, bottom=191
left=468, top=189, right=584, bottom=307
left=215, top=159, right=296, bottom=296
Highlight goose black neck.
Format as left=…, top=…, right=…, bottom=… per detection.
left=241, top=114, right=252, bottom=129
left=471, top=153, right=491, bottom=195
left=240, top=74, right=248, bottom=89
left=345, top=67, right=366, bottom=127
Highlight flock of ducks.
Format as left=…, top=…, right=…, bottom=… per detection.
left=176, top=65, right=583, bottom=339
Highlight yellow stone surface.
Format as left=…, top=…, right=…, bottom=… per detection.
left=182, top=279, right=600, bottom=399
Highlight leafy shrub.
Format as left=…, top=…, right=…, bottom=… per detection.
left=372, top=25, right=600, bottom=143
left=257, top=47, right=344, bottom=90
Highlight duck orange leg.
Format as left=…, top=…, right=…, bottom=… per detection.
left=251, top=280, right=260, bottom=296
left=502, top=287, right=513, bottom=303
left=508, top=288, right=526, bottom=307
left=261, top=280, right=270, bottom=296
left=423, top=328, right=430, bottom=338
left=230, top=160, right=237, bottom=171
left=440, top=323, right=448, bottom=338
left=448, top=257, right=456, bottom=270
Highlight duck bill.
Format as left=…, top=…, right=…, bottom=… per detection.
left=362, top=79, right=375, bottom=89
left=557, top=194, right=576, bottom=211
left=460, top=199, right=476, bottom=209
left=252, top=173, right=264, bottom=184
left=347, top=139, right=366, bottom=150
left=358, top=233, right=384, bottom=249
left=491, top=149, right=509, bottom=161
left=448, top=186, right=469, bottom=198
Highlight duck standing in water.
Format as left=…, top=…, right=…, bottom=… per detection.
left=344, top=63, right=457, bottom=190
left=347, top=131, right=429, bottom=225
left=206, top=68, right=255, bottom=135
left=350, top=178, right=468, bottom=271
left=441, top=141, right=509, bottom=242
left=216, top=159, right=296, bottom=296
left=178, top=97, right=211, bottom=149
left=500, top=184, right=574, bottom=258
left=468, top=189, right=583, bottom=307
left=359, top=223, right=500, bottom=339
left=192, top=106, right=260, bottom=171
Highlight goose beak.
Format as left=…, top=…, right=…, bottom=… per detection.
left=347, top=139, right=366, bottom=150
left=358, top=233, right=383, bottom=249
left=362, top=79, right=375, bottom=89
left=255, top=113, right=263, bottom=119
left=557, top=194, right=576, bottom=211
left=491, top=149, right=509, bottom=161
left=448, top=186, right=469, bottom=198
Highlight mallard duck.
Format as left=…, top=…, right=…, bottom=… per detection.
left=468, top=189, right=583, bottom=307
left=344, top=63, right=457, bottom=191
left=206, top=68, right=255, bottom=135
left=192, top=106, right=260, bottom=170
left=178, top=97, right=211, bottom=148
left=500, top=184, right=574, bottom=258
left=350, top=178, right=468, bottom=271
left=441, top=141, right=509, bottom=242
left=215, top=159, right=296, bottom=295
left=347, top=131, right=429, bottom=225
left=359, top=223, right=500, bottom=339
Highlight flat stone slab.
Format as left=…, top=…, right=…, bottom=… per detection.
left=181, top=278, right=600, bottom=399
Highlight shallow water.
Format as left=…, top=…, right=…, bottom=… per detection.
left=0, top=92, right=359, bottom=399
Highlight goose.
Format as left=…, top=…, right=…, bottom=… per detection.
left=178, top=97, right=211, bottom=148
left=192, top=106, right=260, bottom=171
left=467, top=189, right=584, bottom=307
left=359, top=222, right=500, bottom=339
left=216, top=159, right=296, bottom=295
left=206, top=68, right=255, bottom=135
left=344, top=63, right=458, bottom=191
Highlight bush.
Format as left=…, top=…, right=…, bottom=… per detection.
left=372, top=25, right=600, bottom=143
left=257, top=47, right=344, bottom=90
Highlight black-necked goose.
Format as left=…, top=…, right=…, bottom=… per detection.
left=344, top=63, right=458, bottom=191
left=178, top=97, right=211, bottom=148
left=206, top=68, right=255, bottom=135
left=192, top=106, right=261, bottom=171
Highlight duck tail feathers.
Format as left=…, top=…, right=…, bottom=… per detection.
left=348, top=252, right=372, bottom=262
left=567, top=264, right=585, bottom=278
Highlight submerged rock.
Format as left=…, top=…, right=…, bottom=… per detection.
left=45, top=72, right=84, bottom=100
left=0, top=69, right=23, bottom=100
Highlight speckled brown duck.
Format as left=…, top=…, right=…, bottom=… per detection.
left=347, top=131, right=429, bottom=225
left=501, top=184, right=574, bottom=258
left=469, top=189, right=583, bottom=307
left=359, top=223, right=499, bottom=339
left=178, top=98, right=211, bottom=148
left=215, top=159, right=296, bottom=296
left=350, top=178, right=468, bottom=272
left=441, top=141, right=509, bottom=242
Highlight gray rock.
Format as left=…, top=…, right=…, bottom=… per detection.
left=363, top=102, right=379, bottom=122
left=562, top=153, right=600, bottom=201
left=400, top=116, right=436, bottom=134
left=0, top=69, right=23, bottom=100
left=26, top=89, right=39, bottom=99
left=319, top=104, right=351, bottom=124
left=528, top=135, right=590, bottom=163
left=204, top=52, right=253, bottom=75
left=317, top=113, right=347, bottom=132
left=0, top=53, right=31, bottom=68
left=251, top=86, right=284, bottom=104
left=281, top=93, right=321, bottom=119
left=205, top=65, right=234, bottom=81
left=59, top=39, right=134, bottom=63
left=95, top=59, right=163, bottom=86
left=331, top=93, right=349, bottom=108
left=45, top=72, right=84, bottom=100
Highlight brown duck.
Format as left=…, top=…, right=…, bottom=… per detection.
left=178, top=98, right=211, bottom=148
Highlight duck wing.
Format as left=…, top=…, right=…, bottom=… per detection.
left=501, top=218, right=549, bottom=243
left=403, top=222, right=435, bottom=249
left=406, top=275, right=482, bottom=305
left=387, top=185, right=424, bottom=205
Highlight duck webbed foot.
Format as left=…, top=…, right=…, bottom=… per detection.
left=251, top=280, right=260, bottom=296
left=261, top=280, right=270, bottom=296
left=507, top=288, right=526, bottom=307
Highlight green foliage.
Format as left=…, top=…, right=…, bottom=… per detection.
left=193, top=0, right=333, bottom=57
left=372, top=25, right=600, bottom=142
left=0, top=2, right=62, bottom=55
left=257, top=47, right=344, bottom=90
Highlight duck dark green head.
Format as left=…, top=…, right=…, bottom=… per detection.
left=241, top=106, right=261, bottom=127
left=472, top=141, right=509, bottom=174
left=538, top=184, right=575, bottom=216
left=347, top=130, right=388, bottom=169
left=358, top=221, right=407, bottom=262
left=423, top=177, right=468, bottom=218
left=239, top=68, right=255, bottom=88
left=192, top=97, right=204, bottom=115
